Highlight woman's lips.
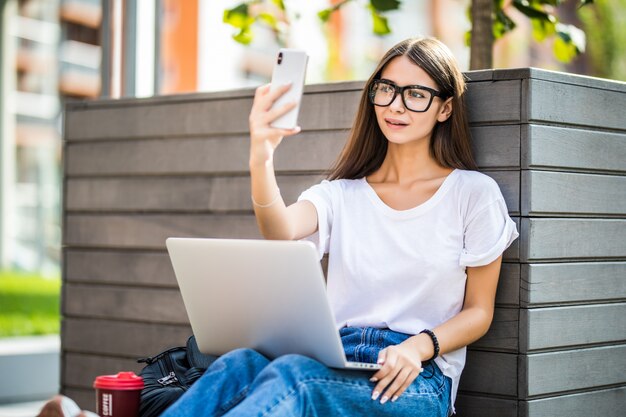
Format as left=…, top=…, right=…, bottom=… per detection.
left=385, top=118, right=408, bottom=129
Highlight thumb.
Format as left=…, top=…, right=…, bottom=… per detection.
left=377, top=348, right=387, bottom=365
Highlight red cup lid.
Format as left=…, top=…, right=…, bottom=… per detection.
left=93, top=372, right=144, bottom=390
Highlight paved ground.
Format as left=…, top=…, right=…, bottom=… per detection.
left=0, top=335, right=60, bottom=417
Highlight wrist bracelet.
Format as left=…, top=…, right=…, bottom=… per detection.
left=251, top=188, right=281, bottom=208
left=419, top=329, right=440, bottom=362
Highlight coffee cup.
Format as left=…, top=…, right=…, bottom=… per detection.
left=93, top=371, right=144, bottom=417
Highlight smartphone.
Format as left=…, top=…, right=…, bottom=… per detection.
left=269, top=48, right=309, bottom=130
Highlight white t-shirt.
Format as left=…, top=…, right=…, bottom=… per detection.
left=297, top=168, right=519, bottom=411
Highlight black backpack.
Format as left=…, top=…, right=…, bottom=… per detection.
left=137, top=336, right=217, bottom=417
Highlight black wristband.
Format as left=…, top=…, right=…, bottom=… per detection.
left=419, top=329, right=440, bottom=362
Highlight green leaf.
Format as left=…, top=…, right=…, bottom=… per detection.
left=271, top=0, right=286, bottom=10
left=530, top=17, right=556, bottom=41
left=223, top=3, right=253, bottom=29
left=493, top=10, right=516, bottom=39
left=371, top=9, right=391, bottom=35
left=556, top=23, right=586, bottom=53
left=371, top=0, right=401, bottom=12
left=464, top=30, right=472, bottom=47
left=233, top=27, right=253, bottom=45
left=553, top=34, right=577, bottom=62
left=318, top=8, right=333, bottom=22
left=512, top=0, right=554, bottom=21
left=258, top=12, right=278, bottom=30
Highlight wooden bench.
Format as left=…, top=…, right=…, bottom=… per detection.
left=61, top=69, right=626, bottom=416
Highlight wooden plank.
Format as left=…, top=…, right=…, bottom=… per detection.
left=65, top=249, right=519, bottom=306
left=63, top=283, right=189, bottom=324
left=520, top=218, right=626, bottom=262
left=466, top=80, right=521, bottom=124
left=65, top=174, right=325, bottom=212
left=522, top=125, right=626, bottom=174
left=470, top=308, right=518, bottom=352
left=484, top=170, right=519, bottom=215
left=521, top=262, right=626, bottom=307
left=471, top=125, right=520, bottom=168
left=527, top=79, right=626, bottom=130
left=64, top=353, right=144, bottom=390
left=64, top=249, right=178, bottom=287
left=522, top=344, right=626, bottom=397
left=521, top=386, right=626, bottom=417
left=64, top=214, right=260, bottom=249
left=522, top=171, right=626, bottom=216
left=65, top=131, right=346, bottom=176
left=455, top=394, right=517, bottom=417
left=65, top=90, right=361, bottom=141
left=459, top=351, right=517, bottom=397
left=63, top=318, right=192, bottom=357
left=520, top=303, right=626, bottom=352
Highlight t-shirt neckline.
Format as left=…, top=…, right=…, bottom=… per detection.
left=361, top=169, right=460, bottom=218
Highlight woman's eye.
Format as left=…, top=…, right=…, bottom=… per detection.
left=408, top=90, right=426, bottom=99
left=379, top=85, right=393, bottom=93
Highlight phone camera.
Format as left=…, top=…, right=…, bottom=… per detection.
left=277, top=52, right=283, bottom=65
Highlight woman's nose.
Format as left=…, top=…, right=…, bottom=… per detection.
left=389, top=93, right=405, bottom=112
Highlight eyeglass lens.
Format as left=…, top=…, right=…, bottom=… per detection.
left=371, top=80, right=433, bottom=112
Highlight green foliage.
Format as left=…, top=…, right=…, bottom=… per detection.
left=578, top=0, right=626, bottom=80
left=223, top=0, right=593, bottom=64
left=0, top=271, right=60, bottom=337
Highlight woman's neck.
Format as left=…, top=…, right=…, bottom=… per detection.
left=369, top=140, right=451, bottom=184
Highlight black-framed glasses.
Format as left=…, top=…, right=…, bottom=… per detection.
left=368, top=79, right=448, bottom=113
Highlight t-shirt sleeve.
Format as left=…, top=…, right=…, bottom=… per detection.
left=297, top=180, right=334, bottom=259
left=460, top=188, right=519, bottom=268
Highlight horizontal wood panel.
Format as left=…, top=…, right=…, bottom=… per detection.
left=64, top=353, right=144, bottom=389
left=527, top=79, right=626, bottom=130
left=470, top=308, right=518, bottom=352
left=65, top=171, right=519, bottom=214
left=62, top=318, right=192, bottom=357
left=64, top=214, right=261, bottom=248
left=65, top=175, right=325, bottom=212
left=455, top=394, right=517, bottom=417
left=521, top=386, right=626, bottom=417
left=521, top=303, right=626, bottom=352
left=65, top=131, right=346, bottom=176
left=65, top=89, right=361, bottom=141
left=523, top=125, right=626, bottom=173
left=64, top=249, right=178, bottom=287
left=63, top=283, right=189, bottom=324
left=521, top=262, right=626, bottom=306
left=523, top=344, right=626, bottom=397
left=522, top=171, right=626, bottom=216
left=521, top=218, right=626, bottom=261
left=64, top=214, right=519, bottom=259
left=63, top=251, right=520, bottom=306
left=466, top=80, right=521, bottom=123
left=470, top=125, right=520, bottom=168
left=459, top=351, right=517, bottom=397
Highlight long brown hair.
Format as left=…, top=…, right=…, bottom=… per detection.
left=328, top=37, right=477, bottom=180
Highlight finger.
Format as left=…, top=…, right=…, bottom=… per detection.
left=379, top=367, right=412, bottom=404
left=389, top=369, right=420, bottom=403
left=370, top=348, right=391, bottom=382
left=257, top=83, right=292, bottom=111
left=262, top=100, right=298, bottom=125
left=371, top=358, right=401, bottom=401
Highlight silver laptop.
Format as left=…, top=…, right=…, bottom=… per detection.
left=166, top=237, right=380, bottom=371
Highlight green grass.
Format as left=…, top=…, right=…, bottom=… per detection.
left=0, top=270, right=61, bottom=337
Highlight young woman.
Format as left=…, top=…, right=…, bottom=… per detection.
left=162, top=37, right=518, bottom=417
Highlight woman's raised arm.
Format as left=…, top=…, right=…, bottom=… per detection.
left=248, top=84, right=318, bottom=241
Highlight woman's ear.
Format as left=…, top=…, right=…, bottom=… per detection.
left=437, top=97, right=453, bottom=122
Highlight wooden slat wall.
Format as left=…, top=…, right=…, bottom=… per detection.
left=62, top=69, right=626, bottom=416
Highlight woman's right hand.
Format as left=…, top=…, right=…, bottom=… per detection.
left=249, top=83, right=301, bottom=166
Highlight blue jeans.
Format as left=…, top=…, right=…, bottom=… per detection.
left=162, top=327, right=451, bottom=417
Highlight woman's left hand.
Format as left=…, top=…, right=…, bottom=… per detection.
left=369, top=342, right=423, bottom=404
